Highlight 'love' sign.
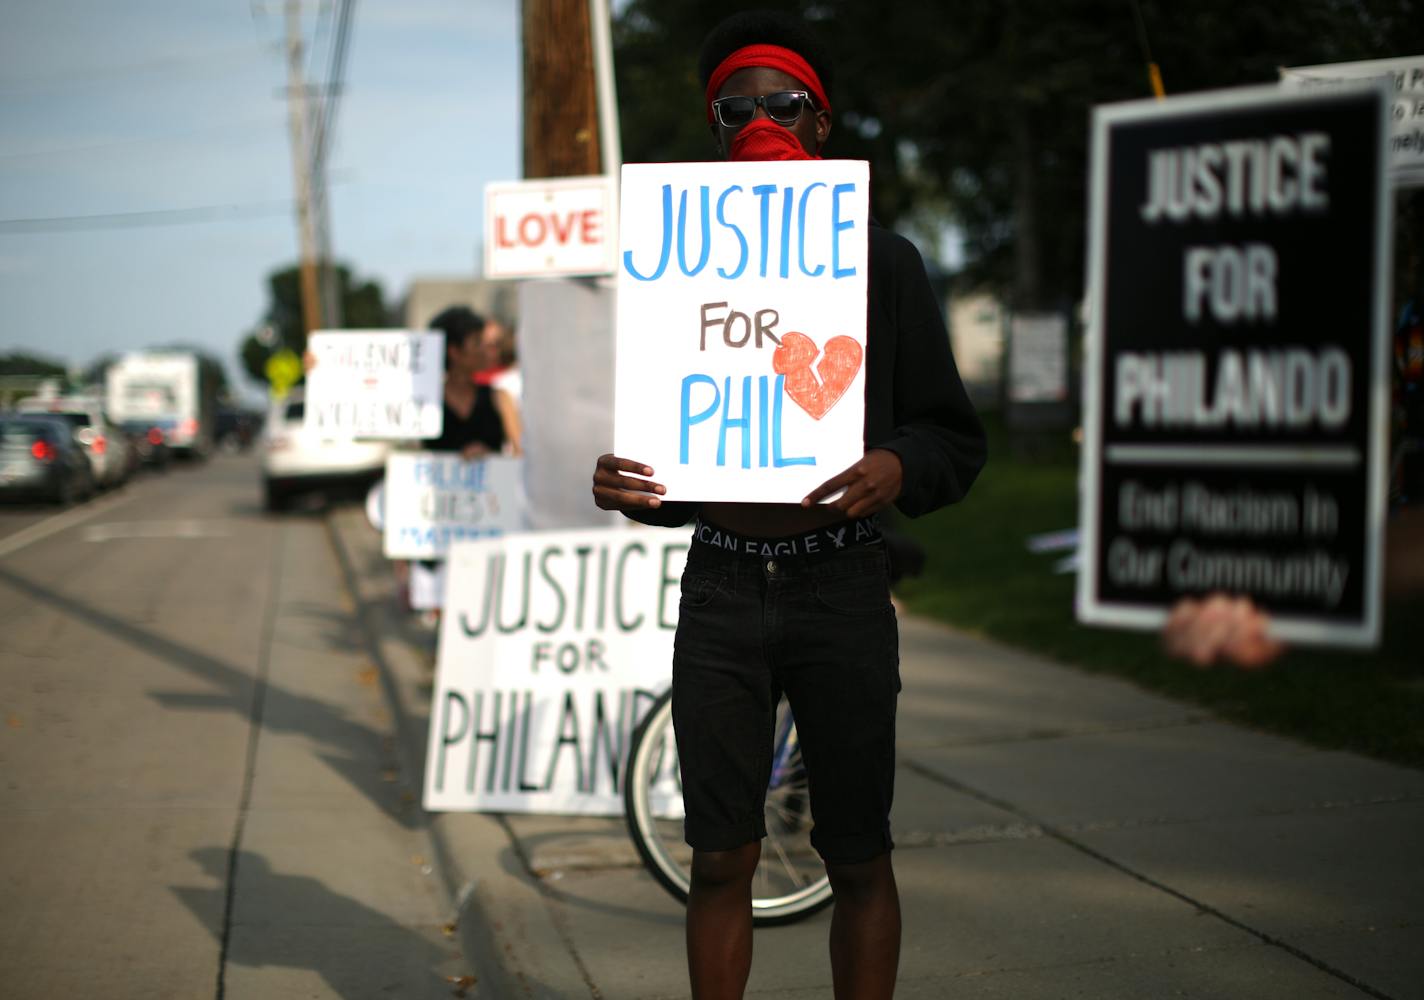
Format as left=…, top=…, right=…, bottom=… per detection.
left=485, top=176, right=617, bottom=279
left=613, top=160, right=870, bottom=503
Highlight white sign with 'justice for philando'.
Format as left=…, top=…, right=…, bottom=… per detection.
left=424, top=526, right=686, bottom=814
left=614, top=160, right=870, bottom=503
left=303, top=330, right=444, bottom=439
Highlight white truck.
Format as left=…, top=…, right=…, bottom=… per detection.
left=105, top=352, right=215, bottom=459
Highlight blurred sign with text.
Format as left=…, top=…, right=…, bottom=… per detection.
left=1281, top=55, right=1424, bottom=187
left=382, top=452, right=525, bottom=559
left=303, top=330, right=444, bottom=439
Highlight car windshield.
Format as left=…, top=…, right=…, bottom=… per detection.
left=47, top=413, right=91, bottom=429
left=284, top=401, right=305, bottom=421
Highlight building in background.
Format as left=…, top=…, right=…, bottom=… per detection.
left=946, top=289, right=1006, bottom=410
left=401, top=278, right=519, bottom=332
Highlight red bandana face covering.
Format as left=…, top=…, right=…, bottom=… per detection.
left=729, top=118, right=818, bottom=161
left=707, top=44, right=829, bottom=162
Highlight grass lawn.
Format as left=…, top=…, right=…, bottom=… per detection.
left=894, top=418, right=1424, bottom=769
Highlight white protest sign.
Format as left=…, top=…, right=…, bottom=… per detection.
left=1282, top=56, right=1424, bottom=188
left=614, top=160, right=870, bottom=502
left=423, top=526, right=687, bottom=814
left=383, top=452, right=527, bottom=559
left=303, top=331, right=444, bottom=438
left=484, top=175, right=617, bottom=279
left=1008, top=313, right=1069, bottom=403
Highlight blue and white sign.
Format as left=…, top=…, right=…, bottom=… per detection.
left=614, top=160, right=870, bottom=503
left=382, top=452, right=526, bottom=559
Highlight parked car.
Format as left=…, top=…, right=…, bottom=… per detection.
left=215, top=407, right=259, bottom=452
left=0, top=413, right=97, bottom=505
left=119, top=419, right=172, bottom=471
left=16, top=396, right=134, bottom=489
left=260, top=390, right=391, bottom=511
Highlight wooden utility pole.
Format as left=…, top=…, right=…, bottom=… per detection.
left=285, top=0, right=323, bottom=337
left=522, top=0, right=601, bottom=179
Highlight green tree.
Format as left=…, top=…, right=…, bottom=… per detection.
left=0, top=352, right=67, bottom=378
left=614, top=0, right=1424, bottom=309
left=239, top=262, right=393, bottom=386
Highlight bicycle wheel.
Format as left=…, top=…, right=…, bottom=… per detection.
left=623, top=689, right=834, bottom=926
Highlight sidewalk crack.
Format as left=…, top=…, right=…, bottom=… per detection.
left=900, top=757, right=1402, bottom=1000
left=215, top=521, right=286, bottom=1000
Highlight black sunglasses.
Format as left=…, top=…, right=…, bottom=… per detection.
left=711, top=90, right=815, bottom=129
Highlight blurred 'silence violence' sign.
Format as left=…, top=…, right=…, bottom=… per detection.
left=1078, top=82, right=1392, bottom=647
left=303, top=331, right=444, bottom=439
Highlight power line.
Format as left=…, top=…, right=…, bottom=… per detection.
left=309, top=0, right=335, bottom=85
left=0, top=45, right=268, bottom=97
left=1128, top=0, right=1166, bottom=99
left=311, top=0, right=355, bottom=327
left=312, top=0, right=355, bottom=180
left=0, top=115, right=289, bottom=166
left=0, top=201, right=295, bottom=234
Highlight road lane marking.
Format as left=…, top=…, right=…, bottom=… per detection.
left=82, top=519, right=233, bottom=542
left=0, top=489, right=141, bottom=560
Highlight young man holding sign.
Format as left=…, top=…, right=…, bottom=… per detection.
left=593, top=11, right=984, bottom=998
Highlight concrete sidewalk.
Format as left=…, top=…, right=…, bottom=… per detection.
left=327, top=505, right=1424, bottom=1000
left=0, top=458, right=472, bottom=1000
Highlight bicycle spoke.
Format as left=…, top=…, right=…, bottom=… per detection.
left=763, top=828, right=808, bottom=888
left=765, top=798, right=806, bottom=824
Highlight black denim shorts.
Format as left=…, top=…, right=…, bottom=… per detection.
left=671, top=517, right=900, bottom=865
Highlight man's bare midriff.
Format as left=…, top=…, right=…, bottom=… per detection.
left=700, top=500, right=849, bottom=538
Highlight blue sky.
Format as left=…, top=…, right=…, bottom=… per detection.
left=0, top=0, right=520, bottom=395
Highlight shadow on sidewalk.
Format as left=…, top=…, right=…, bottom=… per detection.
left=173, top=847, right=460, bottom=998
left=0, top=562, right=419, bottom=831
left=495, top=824, right=686, bottom=928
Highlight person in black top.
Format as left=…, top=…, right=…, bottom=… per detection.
left=591, top=11, right=985, bottom=999
left=425, top=305, right=518, bottom=457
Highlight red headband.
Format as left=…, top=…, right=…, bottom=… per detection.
left=705, top=44, right=831, bottom=124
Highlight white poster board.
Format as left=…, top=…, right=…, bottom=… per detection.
left=1008, top=313, right=1069, bottom=403
left=484, top=176, right=617, bottom=279
left=614, top=160, right=870, bottom=503
left=303, top=331, right=444, bottom=439
left=1281, top=56, right=1424, bottom=188
left=423, top=526, right=688, bottom=814
left=383, top=453, right=527, bottom=559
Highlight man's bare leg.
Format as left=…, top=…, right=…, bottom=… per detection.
left=826, top=853, right=901, bottom=999
left=686, top=842, right=760, bottom=999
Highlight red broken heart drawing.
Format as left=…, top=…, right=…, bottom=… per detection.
left=771, top=332, right=863, bottom=421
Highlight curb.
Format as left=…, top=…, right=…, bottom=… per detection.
left=323, top=506, right=599, bottom=999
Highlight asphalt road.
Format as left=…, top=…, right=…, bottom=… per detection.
left=0, top=453, right=461, bottom=999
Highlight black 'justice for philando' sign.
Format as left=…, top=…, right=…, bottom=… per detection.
left=1078, top=83, right=1392, bottom=647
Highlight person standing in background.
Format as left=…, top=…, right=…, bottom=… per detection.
left=426, top=306, right=520, bottom=457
